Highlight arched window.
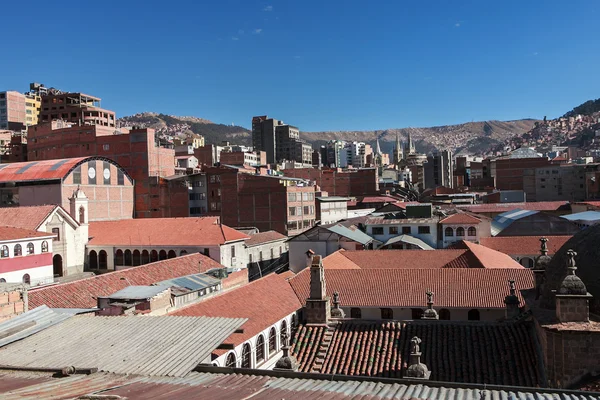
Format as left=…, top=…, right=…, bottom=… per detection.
left=79, top=206, right=85, bottom=224
left=168, top=250, right=176, bottom=259
left=141, top=250, right=150, bottom=264
left=467, top=226, right=476, bottom=236
left=468, top=309, right=480, bottom=321
left=439, top=308, right=451, bottom=320
left=411, top=308, right=424, bottom=320
left=269, top=327, right=277, bottom=354
left=456, top=227, right=465, bottom=237
left=115, top=249, right=124, bottom=266
left=99, top=250, right=108, bottom=269
left=256, top=335, right=265, bottom=364
left=0, top=245, right=8, bottom=258
left=159, top=250, right=167, bottom=260
left=27, top=243, right=34, bottom=255
left=180, top=250, right=188, bottom=256
left=150, top=250, right=159, bottom=263
left=14, top=244, right=22, bottom=257
left=226, top=352, right=236, bottom=367
left=22, top=274, right=30, bottom=284
left=381, top=308, right=393, bottom=319
left=89, top=250, right=98, bottom=269
left=280, top=320, right=288, bottom=344
left=124, top=250, right=132, bottom=266
left=241, top=343, right=251, bottom=368
left=0, top=278, right=5, bottom=283
left=350, top=308, right=362, bottom=318
left=41, top=241, right=49, bottom=253
left=444, top=227, right=454, bottom=237
left=132, top=250, right=141, bottom=266
left=290, top=314, right=297, bottom=333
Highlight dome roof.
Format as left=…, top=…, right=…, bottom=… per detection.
left=541, top=225, right=600, bottom=309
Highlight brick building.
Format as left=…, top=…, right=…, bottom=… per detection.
left=282, top=168, right=379, bottom=197
left=0, top=91, right=26, bottom=131
left=38, top=92, right=116, bottom=127
left=492, top=157, right=551, bottom=191
left=27, top=122, right=175, bottom=218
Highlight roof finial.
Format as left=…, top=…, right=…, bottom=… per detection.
left=508, top=280, right=516, bottom=296
left=331, top=291, right=346, bottom=318
left=405, top=336, right=431, bottom=379
left=566, top=249, right=577, bottom=275
left=274, top=330, right=299, bottom=371
left=539, top=237, right=549, bottom=256
left=422, top=289, right=439, bottom=320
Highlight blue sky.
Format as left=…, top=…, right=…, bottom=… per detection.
left=1, top=0, right=599, bottom=131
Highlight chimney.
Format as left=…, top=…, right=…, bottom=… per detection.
left=532, top=237, right=550, bottom=299
left=304, top=255, right=331, bottom=325
left=554, top=250, right=593, bottom=323
left=422, top=290, right=439, bottom=320
left=504, top=280, right=521, bottom=320
left=273, top=331, right=299, bottom=372
left=405, top=336, right=431, bottom=379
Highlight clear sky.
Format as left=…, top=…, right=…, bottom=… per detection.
left=1, top=0, right=599, bottom=131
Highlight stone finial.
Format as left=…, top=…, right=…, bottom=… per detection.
left=539, top=237, right=549, bottom=256
left=555, top=249, right=592, bottom=323
left=557, top=250, right=587, bottom=295
left=504, top=279, right=520, bottom=319
left=534, top=237, right=552, bottom=271
left=422, top=290, right=439, bottom=320
left=330, top=291, right=346, bottom=319
left=274, top=331, right=299, bottom=371
left=405, top=336, right=431, bottom=379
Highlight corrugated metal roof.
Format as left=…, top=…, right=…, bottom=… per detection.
left=0, top=371, right=598, bottom=400
left=326, top=224, right=374, bottom=245
left=0, top=305, right=73, bottom=348
left=381, top=234, right=434, bottom=249
left=0, top=315, right=246, bottom=377
left=0, top=157, right=87, bottom=183
left=105, top=285, right=169, bottom=300
left=562, top=211, right=600, bottom=222
left=156, top=273, right=221, bottom=293
left=492, top=209, right=539, bottom=236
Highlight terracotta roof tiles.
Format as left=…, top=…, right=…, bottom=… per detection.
left=460, top=201, right=570, bottom=213
left=171, top=273, right=301, bottom=350
left=0, top=226, right=55, bottom=241
left=291, top=320, right=543, bottom=386
left=88, top=217, right=249, bottom=247
left=244, top=230, right=287, bottom=247
left=28, top=253, right=223, bottom=309
left=0, top=205, right=57, bottom=231
left=439, top=213, right=481, bottom=224
left=479, top=236, right=572, bottom=256
left=288, top=268, right=534, bottom=308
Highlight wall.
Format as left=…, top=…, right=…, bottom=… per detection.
left=0, top=237, right=54, bottom=286
left=41, top=209, right=87, bottom=276
left=218, top=240, right=248, bottom=269
left=493, top=158, right=551, bottom=191
left=440, top=224, right=480, bottom=248
left=317, top=200, right=348, bottom=225
left=367, top=221, right=438, bottom=248
left=289, top=241, right=327, bottom=273
left=282, top=168, right=379, bottom=197
left=344, top=306, right=505, bottom=322
left=17, top=185, right=62, bottom=207
left=0, top=285, right=27, bottom=323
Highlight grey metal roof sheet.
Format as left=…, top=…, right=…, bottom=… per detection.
left=326, top=224, right=374, bottom=245
left=0, top=315, right=246, bottom=377
left=155, top=273, right=221, bottom=293
left=0, top=370, right=598, bottom=400
left=0, top=305, right=73, bottom=348
left=381, top=234, right=434, bottom=250
left=106, top=285, right=169, bottom=300
left=562, top=211, right=600, bottom=222
left=492, top=209, right=539, bottom=235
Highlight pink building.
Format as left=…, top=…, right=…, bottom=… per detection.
left=0, top=227, right=55, bottom=286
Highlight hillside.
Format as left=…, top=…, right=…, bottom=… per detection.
left=119, top=113, right=536, bottom=156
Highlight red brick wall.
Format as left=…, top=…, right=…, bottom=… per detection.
left=494, top=158, right=551, bottom=191
left=282, top=168, right=378, bottom=197
left=0, top=288, right=26, bottom=323
left=222, top=269, right=249, bottom=290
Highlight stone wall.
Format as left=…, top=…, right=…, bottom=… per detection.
left=556, top=296, right=591, bottom=323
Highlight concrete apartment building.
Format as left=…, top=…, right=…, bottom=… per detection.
left=424, top=150, right=454, bottom=189
left=0, top=91, right=27, bottom=130
left=492, top=157, right=551, bottom=191
left=38, top=92, right=116, bottom=128
left=219, top=150, right=266, bottom=166
left=252, top=115, right=312, bottom=166
left=524, top=163, right=600, bottom=202
left=27, top=122, right=175, bottom=218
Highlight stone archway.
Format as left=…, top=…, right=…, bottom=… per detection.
left=53, top=254, right=63, bottom=277
left=99, top=250, right=108, bottom=269
left=141, top=250, right=150, bottom=265
left=150, top=250, right=159, bottom=263
left=168, top=250, right=176, bottom=259
left=159, top=250, right=167, bottom=260
left=133, top=250, right=141, bottom=266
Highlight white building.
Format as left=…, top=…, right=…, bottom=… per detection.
left=316, top=197, right=349, bottom=225
left=0, top=226, right=55, bottom=286
left=439, top=213, right=490, bottom=248
left=365, top=217, right=439, bottom=249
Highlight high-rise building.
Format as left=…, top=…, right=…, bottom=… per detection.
left=252, top=116, right=312, bottom=166
left=0, top=91, right=27, bottom=130
left=424, top=150, right=454, bottom=189
left=252, top=116, right=280, bottom=164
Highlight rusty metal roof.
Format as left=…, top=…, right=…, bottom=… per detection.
left=0, top=370, right=598, bottom=400
left=0, top=316, right=246, bottom=377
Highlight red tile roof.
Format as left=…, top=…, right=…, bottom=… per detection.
left=0, top=205, right=57, bottom=230
left=439, top=213, right=481, bottom=224
left=0, top=226, right=55, bottom=241
left=479, top=236, right=572, bottom=256
left=88, top=217, right=249, bottom=247
left=171, top=273, right=301, bottom=351
left=244, top=230, right=287, bottom=247
left=574, top=201, right=600, bottom=208
left=0, top=157, right=89, bottom=183
left=288, top=268, right=534, bottom=308
left=323, top=247, right=524, bottom=270
left=291, top=320, right=543, bottom=386
left=28, top=253, right=223, bottom=309
left=359, top=196, right=399, bottom=204
left=460, top=201, right=570, bottom=213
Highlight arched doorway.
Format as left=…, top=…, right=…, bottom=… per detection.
left=124, top=250, right=132, bottom=266
left=468, top=309, right=480, bottom=321
left=115, top=250, right=124, bottom=266
left=159, top=250, right=167, bottom=260
left=133, top=250, right=141, bottom=266
left=141, top=250, right=150, bottom=265
left=89, top=250, right=98, bottom=270
left=99, top=250, right=108, bottom=269
left=168, top=250, right=176, bottom=259
left=53, top=254, right=63, bottom=277
left=150, top=250, right=159, bottom=263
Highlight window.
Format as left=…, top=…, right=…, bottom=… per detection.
left=88, top=161, right=96, bottom=184
left=73, top=165, right=81, bottom=184
left=350, top=308, right=361, bottom=318
left=41, top=241, right=49, bottom=253
left=287, top=221, right=298, bottom=231
left=389, top=226, right=398, bottom=235
left=259, top=251, right=263, bottom=261
left=22, top=274, right=30, bottom=284
left=445, top=227, right=454, bottom=237
left=402, top=226, right=411, bottom=234
left=14, top=244, right=22, bottom=256
left=269, top=327, right=277, bottom=354
left=0, top=245, right=8, bottom=258
left=270, top=248, right=274, bottom=259
left=288, top=193, right=296, bottom=202
left=302, top=192, right=309, bottom=201
left=103, top=161, right=111, bottom=184
left=411, top=308, right=424, bottom=320
left=249, top=253, right=253, bottom=263
left=241, top=343, right=251, bottom=368
left=231, top=246, right=236, bottom=258
left=52, top=228, right=60, bottom=241
left=297, top=206, right=303, bottom=216
left=117, top=169, right=124, bottom=185
left=103, top=144, right=110, bottom=151
left=467, top=226, right=476, bottom=236
left=256, top=335, right=265, bottom=363
left=468, top=309, right=480, bottom=321
left=456, top=227, right=465, bottom=236
left=226, top=352, right=237, bottom=367
left=79, top=206, right=85, bottom=224
left=303, top=206, right=310, bottom=215
left=372, top=227, right=384, bottom=235
left=289, top=207, right=296, bottom=216
left=27, top=243, right=34, bottom=255
left=0, top=278, right=5, bottom=283
left=439, top=309, right=451, bottom=320
left=418, top=226, right=430, bottom=234
left=381, top=308, right=393, bottom=319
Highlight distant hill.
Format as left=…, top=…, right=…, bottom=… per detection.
left=563, top=98, right=600, bottom=118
